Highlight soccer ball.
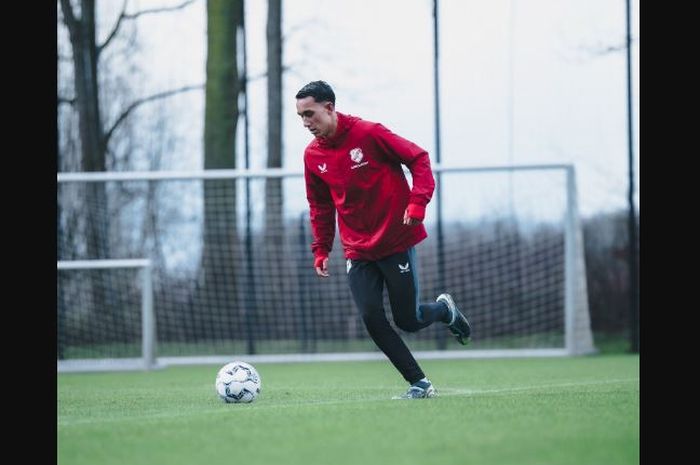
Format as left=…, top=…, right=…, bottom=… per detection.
left=215, top=361, right=261, bottom=403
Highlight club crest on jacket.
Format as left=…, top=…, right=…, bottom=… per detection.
left=349, top=148, right=364, bottom=163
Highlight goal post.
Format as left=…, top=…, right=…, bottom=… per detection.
left=57, top=259, right=157, bottom=371
left=57, top=164, right=595, bottom=372
left=564, top=166, right=595, bottom=355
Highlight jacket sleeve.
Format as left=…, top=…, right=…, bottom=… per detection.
left=372, top=123, right=435, bottom=213
left=304, top=160, right=336, bottom=258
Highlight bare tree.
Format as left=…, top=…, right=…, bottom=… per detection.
left=261, top=0, right=286, bottom=314
left=59, top=0, right=200, bottom=172
left=59, top=0, right=111, bottom=262
left=58, top=0, right=200, bottom=260
left=196, top=0, right=244, bottom=337
left=57, top=0, right=200, bottom=355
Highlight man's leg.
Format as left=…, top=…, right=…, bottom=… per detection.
left=346, top=258, right=425, bottom=384
left=378, top=247, right=450, bottom=332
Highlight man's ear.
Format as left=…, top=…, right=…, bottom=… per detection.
left=324, top=102, right=335, bottom=112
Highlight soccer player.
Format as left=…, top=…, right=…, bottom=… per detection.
left=296, top=80, right=471, bottom=399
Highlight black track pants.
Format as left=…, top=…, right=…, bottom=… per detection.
left=346, top=247, right=448, bottom=384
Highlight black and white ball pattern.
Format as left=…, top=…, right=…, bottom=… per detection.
left=215, top=361, right=261, bottom=403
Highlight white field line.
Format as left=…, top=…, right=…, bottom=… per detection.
left=59, top=377, right=638, bottom=427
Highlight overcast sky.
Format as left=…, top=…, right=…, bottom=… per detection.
left=85, top=0, right=639, bottom=219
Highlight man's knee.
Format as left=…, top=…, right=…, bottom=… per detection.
left=394, top=318, right=422, bottom=333
left=361, top=308, right=389, bottom=327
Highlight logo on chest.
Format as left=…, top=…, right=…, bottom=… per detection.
left=349, top=148, right=369, bottom=170
left=350, top=148, right=363, bottom=163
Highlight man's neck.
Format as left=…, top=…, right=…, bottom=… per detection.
left=322, top=112, right=339, bottom=140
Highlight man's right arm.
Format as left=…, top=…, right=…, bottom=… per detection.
left=304, top=162, right=335, bottom=277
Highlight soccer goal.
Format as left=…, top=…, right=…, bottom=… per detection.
left=57, top=258, right=157, bottom=371
left=57, top=164, right=595, bottom=372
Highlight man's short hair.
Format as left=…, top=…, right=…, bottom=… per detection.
left=295, top=80, right=335, bottom=105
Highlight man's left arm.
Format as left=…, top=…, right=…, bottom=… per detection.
left=372, top=124, right=435, bottom=224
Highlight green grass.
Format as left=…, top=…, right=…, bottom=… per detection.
left=58, top=354, right=639, bottom=465
left=593, top=332, right=635, bottom=354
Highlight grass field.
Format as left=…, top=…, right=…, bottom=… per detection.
left=58, top=354, right=639, bottom=465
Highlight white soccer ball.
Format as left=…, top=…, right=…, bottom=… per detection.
left=215, top=361, right=261, bottom=403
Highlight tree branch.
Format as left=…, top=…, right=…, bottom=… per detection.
left=98, top=0, right=128, bottom=56
left=59, top=96, right=77, bottom=106
left=590, top=37, right=639, bottom=56
left=600, top=43, right=627, bottom=54
left=98, top=0, right=198, bottom=55
left=59, top=0, right=78, bottom=39
left=123, top=0, right=197, bottom=19
left=102, top=84, right=204, bottom=149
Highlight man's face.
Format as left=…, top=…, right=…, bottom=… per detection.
left=296, top=96, right=335, bottom=139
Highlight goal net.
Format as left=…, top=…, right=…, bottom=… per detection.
left=57, top=165, right=595, bottom=372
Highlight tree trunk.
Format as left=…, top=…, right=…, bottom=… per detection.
left=262, top=0, right=285, bottom=334
left=198, top=0, right=243, bottom=341
left=60, top=0, right=113, bottom=341
left=61, top=0, right=111, bottom=258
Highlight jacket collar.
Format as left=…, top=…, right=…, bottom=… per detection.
left=317, top=112, right=360, bottom=148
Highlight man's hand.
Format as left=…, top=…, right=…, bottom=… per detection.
left=403, top=203, right=425, bottom=226
left=314, top=256, right=330, bottom=277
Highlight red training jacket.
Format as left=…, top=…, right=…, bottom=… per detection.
left=303, top=112, right=435, bottom=261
